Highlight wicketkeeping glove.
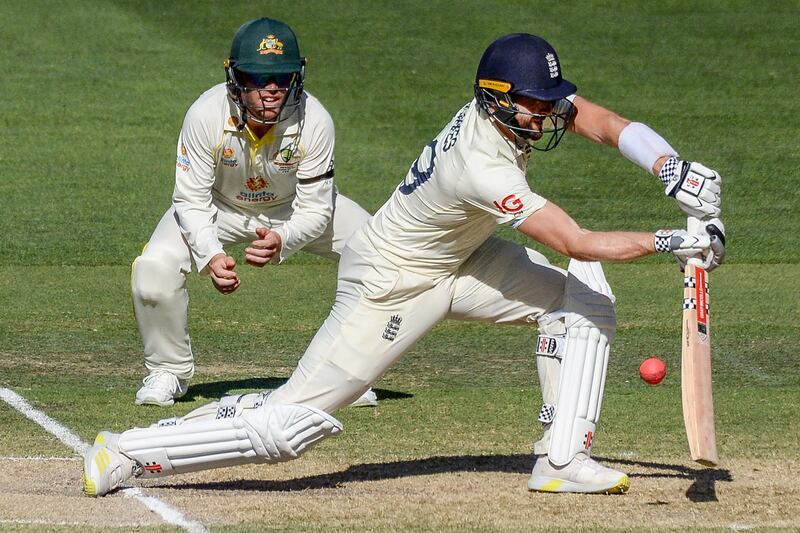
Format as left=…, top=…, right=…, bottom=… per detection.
left=654, top=228, right=711, bottom=272
left=659, top=157, right=721, bottom=219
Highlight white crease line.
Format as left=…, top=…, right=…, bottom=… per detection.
left=0, top=388, right=89, bottom=456
left=123, top=487, right=209, bottom=533
left=0, top=518, right=142, bottom=527
left=0, top=455, right=80, bottom=462
left=0, top=387, right=209, bottom=533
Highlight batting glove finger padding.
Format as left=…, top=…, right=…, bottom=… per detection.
left=705, top=218, right=726, bottom=272
left=660, top=158, right=722, bottom=219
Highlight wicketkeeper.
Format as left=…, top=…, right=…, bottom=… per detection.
left=85, top=33, right=725, bottom=497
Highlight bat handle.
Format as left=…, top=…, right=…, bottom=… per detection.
left=687, top=216, right=706, bottom=267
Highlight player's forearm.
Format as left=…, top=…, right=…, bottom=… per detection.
left=618, top=122, right=679, bottom=175
left=271, top=178, right=334, bottom=263
left=518, top=203, right=655, bottom=262
left=571, top=97, right=679, bottom=174
left=172, top=199, right=223, bottom=272
left=570, top=96, right=630, bottom=147
left=173, top=126, right=222, bottom=271
left=172, top=170, right=222, bottom=272
left=563, top=230, right=655, bottom=261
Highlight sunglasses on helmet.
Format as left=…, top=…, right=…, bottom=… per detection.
left=237, top=71, right=295, bottom=89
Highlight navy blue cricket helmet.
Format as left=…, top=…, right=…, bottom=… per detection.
left=475, top=33, right=577, bottom=151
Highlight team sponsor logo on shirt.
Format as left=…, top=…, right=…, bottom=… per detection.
left=221, top=147, right=239, bottom=168
left=258, top=35, right=284, bottom=55
left=176, top=144, right=191, bottom=172
left=236, top=190, right=277, bottom=203
left=271, top=141, right=300, bottom=173
left=493, top=194, right=524, bottom=214
left=245, top=175, right=269, bottom=191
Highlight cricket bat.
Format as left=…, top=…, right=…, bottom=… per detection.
left=681, top=217, right=719, bottom=467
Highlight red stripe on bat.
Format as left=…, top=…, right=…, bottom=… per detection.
left=696, top=268, right=707, bottom=325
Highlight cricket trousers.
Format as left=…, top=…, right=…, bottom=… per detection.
left=267, top=230, right=569, bottom=412
left=131, top=192, right=370, bottom=379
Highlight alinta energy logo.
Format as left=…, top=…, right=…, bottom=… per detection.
left=237, top=186, right=276, bottom=203
left=245, top=175, right=269, bottom=192
left=258, top=35, right=284, bottom=55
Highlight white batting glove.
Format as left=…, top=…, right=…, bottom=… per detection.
left=659, top=157, right=721, bottom=219
left=654, top=229, right=711, bottom=272
left=704, top=218, right=726, bottom=272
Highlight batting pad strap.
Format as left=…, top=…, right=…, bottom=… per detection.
left=538, top=403, right=556, bottom=424
left=216, top=394, right=243, bottom=419
left=618, top=122, right=678, bottom=176
left=535, top=335, right=566, bottom=359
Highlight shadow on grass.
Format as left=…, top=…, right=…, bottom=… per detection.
left=165, top=454, right=730, bottom=501
left=181, top=377, right=412, bottom=402
left=608, top=457, right=732, bottom=503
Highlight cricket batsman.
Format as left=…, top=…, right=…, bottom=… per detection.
left=85, top=33, right=725, bottom=496
left=131, top=17, right=376, bottom=408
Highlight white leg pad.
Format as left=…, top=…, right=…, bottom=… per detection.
left=118, top=395, right=342, bottom=478
left=548, top=326, right=610, bottom=465
left=547, top=260, right=616, bottom=466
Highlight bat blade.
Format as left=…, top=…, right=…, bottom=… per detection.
left=681, top=262, right=719, bottom=467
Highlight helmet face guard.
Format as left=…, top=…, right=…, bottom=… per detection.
left=475, top=83, right=575, bottom=151
left=474, top=33, right=577, bottom=151
left=225, top=59, right=305, bottom=127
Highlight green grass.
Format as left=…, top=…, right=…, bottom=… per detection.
left=1, top=0, right=799, bottom=530
left=2, top=263, right=797, bottom=460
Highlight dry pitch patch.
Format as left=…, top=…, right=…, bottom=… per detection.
left=1, top=456, right=797, bottom=530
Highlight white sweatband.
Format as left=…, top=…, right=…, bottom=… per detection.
left=618, top=122, right=678, bottom=175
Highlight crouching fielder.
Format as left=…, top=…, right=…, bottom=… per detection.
left=84, top=32, right=726, bottom=497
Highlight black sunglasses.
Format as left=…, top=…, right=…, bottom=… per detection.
left=238, top=71, right=295, bottom=89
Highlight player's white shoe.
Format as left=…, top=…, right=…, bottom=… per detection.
left=83, top=433, right=138, bottom=497
left=135, top=371, right=188, bottom=406
left=528, top=453, right=630, bottom=494
left=348, top=388, right=378, bottom=407
left=93, top=430, right=120, bottom=449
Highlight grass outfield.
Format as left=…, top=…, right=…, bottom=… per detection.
left=1, top=0, right=799, bottom=530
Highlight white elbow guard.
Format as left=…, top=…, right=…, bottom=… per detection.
left=618, top=122, right=678, bottom=175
